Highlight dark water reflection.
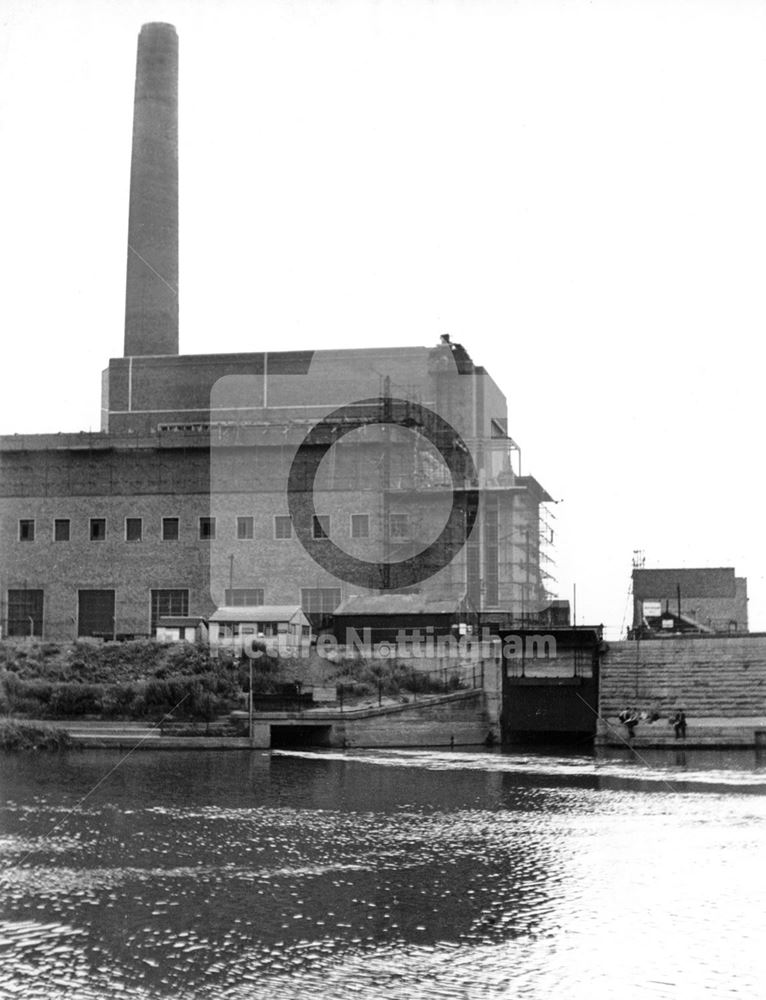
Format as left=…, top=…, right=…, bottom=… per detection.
left=1, top=747, right=765, bottom=999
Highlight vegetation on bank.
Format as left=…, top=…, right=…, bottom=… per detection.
left=335, top=658, right=465, bottom=700
left=0, top=719, right=73, bottom=751
left=0, top=638, right=468, bottom=722
left=0, top=639, right=256, bottom=721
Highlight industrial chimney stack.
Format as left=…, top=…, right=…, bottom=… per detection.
left=124, top=23, right=179, bottom=357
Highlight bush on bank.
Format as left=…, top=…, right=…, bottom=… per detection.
left=334, top=658, right=465, bottom=698
left=0, top=638, right=225, bottom=684
left=0, top=637, right=296, bottom=721
left=0, top=719, right=73, bottom=751
left=0, top=671, right=248, bottom=722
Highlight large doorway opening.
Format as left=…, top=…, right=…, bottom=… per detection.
left=270, top=725, right=333, bottom=748
left=78, top=589, right=116, bottom=639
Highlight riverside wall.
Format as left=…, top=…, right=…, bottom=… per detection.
left=252, top=685, right=499, bottom=750
left=597, top=636, right=766, bottom=746
left=26, top=691, right=494, bottom=751
left=337, top=690, right=493, bottom=748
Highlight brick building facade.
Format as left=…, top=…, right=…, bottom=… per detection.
left=0, top=340, right=554, bottom=639
left=0, top=23, right=555, bottom=640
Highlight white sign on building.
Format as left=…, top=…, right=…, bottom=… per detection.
left=642, top=601, right=662, bottom=618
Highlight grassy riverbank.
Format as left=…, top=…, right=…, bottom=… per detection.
left=0, top=719, right=73, bottom=751
left=0, top=639, right=246, bottom=721
left=0, top=639, right=463, bottom=722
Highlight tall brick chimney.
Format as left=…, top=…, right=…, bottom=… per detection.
left=124, top=23, right=179, bottom=357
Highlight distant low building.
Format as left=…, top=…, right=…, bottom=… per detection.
left=631, top=567, right=748, bottom=637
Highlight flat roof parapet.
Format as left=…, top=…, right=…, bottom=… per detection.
left=0, top=430, right=211, bottom=452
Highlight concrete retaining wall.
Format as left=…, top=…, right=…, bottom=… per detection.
left=31, top=671, right=501, bottom=751
left=249, top=690, right=494, bottom=748
left=598, top=636, right=766, bottom=746
left=338, top=691, right=491, bottom=748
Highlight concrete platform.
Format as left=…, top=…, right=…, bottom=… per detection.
left=596, top=716, right=766, bottom=748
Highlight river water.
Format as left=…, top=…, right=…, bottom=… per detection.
left=1, top=746, right=765, bottom=999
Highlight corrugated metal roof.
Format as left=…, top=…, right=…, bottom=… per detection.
left=210, top=605, right=304, bottom=623
left=334, top=594, right=462, bottom=616
left=633, top=568, right=737, bottom=599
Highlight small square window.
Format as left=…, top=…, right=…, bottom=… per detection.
left=162, top=517, right=179, bottom=541
left=19, top=519, right=35, bottom=542
left=236, top=516, right=254, bottom=540
left=312, top=515, right=330, bottom=539
left=125, top=517, right=143, bottom=542
left=390, top=513, right=409, bottom=538
left=274, top=515, right=292, bottom=539
left=90, top=518, right=106, bottom=541
left=351, top=514, right=369, bottom=539
left=199, top=517, right=216, bottom=540
left=54, top=518, right=70, bottom=542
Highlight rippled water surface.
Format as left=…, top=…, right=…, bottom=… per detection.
left=1, top=747, right=765, bottom=999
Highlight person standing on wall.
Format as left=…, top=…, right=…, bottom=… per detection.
left=672, top=710, right=687, bottom=740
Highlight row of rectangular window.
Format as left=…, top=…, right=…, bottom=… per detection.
left=15, top=513, right=411, bottom=542
left=17, top=516, right=289, bottom=542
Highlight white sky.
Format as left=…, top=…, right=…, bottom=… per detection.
left=1, top=0, right=765, bottom=637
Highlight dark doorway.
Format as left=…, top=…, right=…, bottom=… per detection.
left=78, top=589, right=115, bottom=638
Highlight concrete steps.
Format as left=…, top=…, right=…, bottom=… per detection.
left=598, top=637, right=766, bottom=745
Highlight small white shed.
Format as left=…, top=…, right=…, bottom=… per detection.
left=208, top=605, right=312, bottom=654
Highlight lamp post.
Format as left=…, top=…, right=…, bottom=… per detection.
left=249, top=658, right=253, bottom=747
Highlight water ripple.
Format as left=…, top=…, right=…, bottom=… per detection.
left=0, top=748, right=763, bottom=998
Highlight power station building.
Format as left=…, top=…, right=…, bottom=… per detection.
left=0, top=23, right=556, bottom=641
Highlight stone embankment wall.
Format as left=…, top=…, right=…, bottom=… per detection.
left=601, top=637, right=766, bottom=718
left=597, top=636, right=766, bottom=745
